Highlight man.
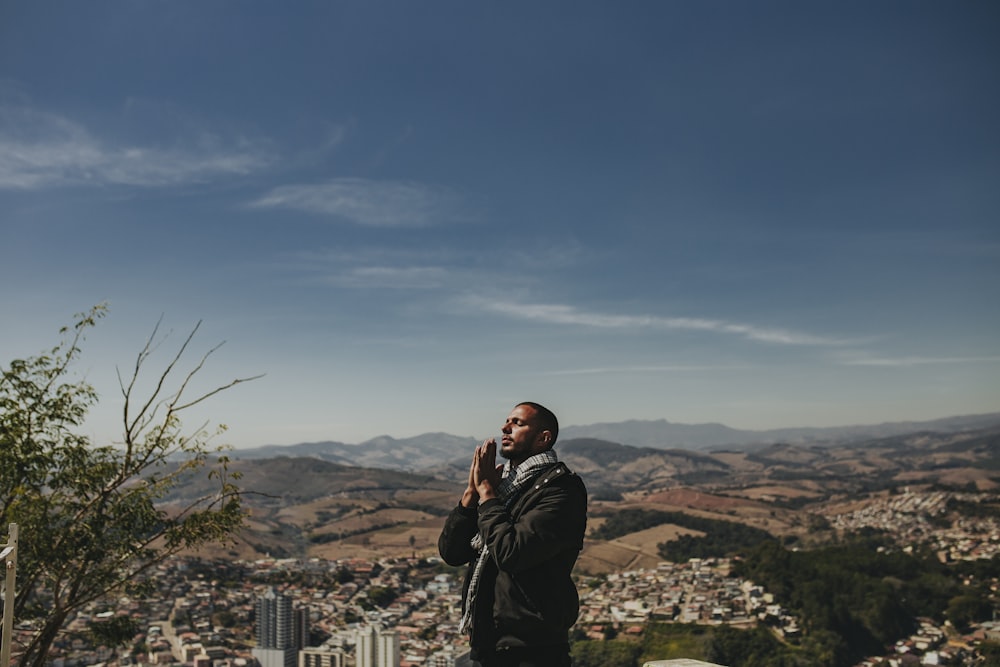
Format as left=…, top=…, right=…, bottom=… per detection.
left=438, top=402, right=588, bottom=667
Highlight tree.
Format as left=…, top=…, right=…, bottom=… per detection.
left=945, top=593, right=993, bottom=633
left=364, top=585, right=398, bottom=609
left=570, top=639, right=641, bottom=667
left=980, top=641, right=1000, bottom=667
left=0, top=305, right=259, bottom=667
left=86, top=615, right=141, bottom=662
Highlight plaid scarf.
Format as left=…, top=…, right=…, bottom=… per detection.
left=459, top=449, right=559, bottom=635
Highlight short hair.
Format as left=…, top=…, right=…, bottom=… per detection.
left=516, top=401, right=559, bottom=447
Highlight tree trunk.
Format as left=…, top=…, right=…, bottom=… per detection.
left=20, top=610, right=68, bottom=667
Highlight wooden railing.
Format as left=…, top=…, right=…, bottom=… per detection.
left=1, top=523, right=17, bottom=667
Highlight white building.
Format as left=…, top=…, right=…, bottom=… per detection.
left=355, top=625, right=400, bottom=667
left=299, top=646, right=345, bottom=667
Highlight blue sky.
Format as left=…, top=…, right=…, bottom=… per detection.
left=2, top=2, right=998, bottom=447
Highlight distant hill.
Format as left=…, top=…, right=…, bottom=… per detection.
left=560, top=419, right=749, bottom=450
left=162, top=456, right=455, bottom=505
left=233, top=432, right=478, bottom=472
left=164, top=457, right=460, bottom=561
left=393, top=425, right=1000, bottom=501
left=231, top=411, right=1000, bottom=473
left=560, top=412, right=1000, bottom=450
left=176, top=422, right=1000, bottom=562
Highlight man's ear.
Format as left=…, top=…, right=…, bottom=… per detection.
left=539, top=430, right=552, bottom=448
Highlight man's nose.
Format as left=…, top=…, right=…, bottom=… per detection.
left=501, top=422, right=512, bottom=433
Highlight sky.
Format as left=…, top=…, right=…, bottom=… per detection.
left=1, top=2, right=998, bottom=448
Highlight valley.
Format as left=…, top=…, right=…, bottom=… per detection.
left=179, top=421, right=1000, bottom=570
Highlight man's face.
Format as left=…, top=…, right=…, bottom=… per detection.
left=500, top=404, right=550, bottom=465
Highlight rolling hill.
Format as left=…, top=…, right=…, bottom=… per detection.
left=174, top=419, right=1000, bottom=564
left=229, top=411, right=1000, bottom=473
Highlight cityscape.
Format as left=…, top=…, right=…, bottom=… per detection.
left=2, top=2, right=997, bottom=666
left=5, top=487, right=999, bottom=667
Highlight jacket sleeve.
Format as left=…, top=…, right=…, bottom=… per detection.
left=437, top=502, right=480, bottom=566
left=477, top=476, right=586, bottom=574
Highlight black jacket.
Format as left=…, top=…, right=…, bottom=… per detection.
left=438, top=461, right=587, bottom=654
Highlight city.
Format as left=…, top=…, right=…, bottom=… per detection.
left=5, top=488, right=999, bottom=667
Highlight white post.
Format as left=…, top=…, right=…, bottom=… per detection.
left=1, top=523, right=18, bottom=667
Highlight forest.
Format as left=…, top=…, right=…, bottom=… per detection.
left=732, top=537, right=1000, bottom=665
left=573, top=521, right=1000, bottom=667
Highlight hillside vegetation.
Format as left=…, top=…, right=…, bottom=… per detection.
left=174, top=425, right=1000, bottom=564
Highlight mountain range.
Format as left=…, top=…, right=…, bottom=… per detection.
left=175, top=414, right=1000, bottom=562
left=230, top=411, right=1000, bottom=473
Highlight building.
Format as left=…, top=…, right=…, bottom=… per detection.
left=426, top=646, right=470, bottom=667
left=299, top=647, right=345, bottom=667
left=256, top=587, right=310, bottom=649
left=252, top=587, right=309, bottom=667
left=355, top=625, right=400, bottom=667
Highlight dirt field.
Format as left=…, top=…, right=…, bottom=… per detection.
left=642, top=487, right=757, bottom=511
left=577, top=523, right=704, bottom=575
left=308, top=507, right=435, bottom=538
left=309, top=517, right=445, bottom=561
left=896, top=467, right=999, bottom=490
left=733, top=485, right=823, bottom=500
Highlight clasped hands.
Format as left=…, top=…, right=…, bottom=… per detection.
left=461, top=437, right=503, bottom=507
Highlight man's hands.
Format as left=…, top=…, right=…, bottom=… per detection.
left=474, top=438, right=502, bottom=502
left=460, top=438, right=503, bottom=507
left=460, top=443, right=480, bottom=507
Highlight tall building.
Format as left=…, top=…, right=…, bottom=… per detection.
left=253, top=587, right=308, bottom=667
left=376, top=628, right=399, bottom=667
left=356, top=627, right=374, bottom=667
left=257, top=587, right=293, bottom=649
left=293, top=606, right=310, bottom=651
left=355, top=625, right=399, bottom=667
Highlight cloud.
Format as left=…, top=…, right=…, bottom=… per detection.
left=249, top=178, right=465, bottom=227
left=322, top=265, right=450, bottom=289
left=542, top=364, right=752, bottom=376
left=281, top=247, right=458, bottom=289
left=0, top=104, right=269, bottom=189
left=467, top=298, right=846, bottom=346
left=838, top=355, right=1000, bottom=367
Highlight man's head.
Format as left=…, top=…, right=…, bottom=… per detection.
left=499, top=401, right=559, bottom=466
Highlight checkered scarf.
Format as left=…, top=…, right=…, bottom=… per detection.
left=459, top=449, right=559, bottom=635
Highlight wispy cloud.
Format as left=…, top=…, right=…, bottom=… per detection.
left=839, top=355, right=1000, bottom=367
left=0, top=104, right=269, bottom=189
left=282, top=247, right=458, bottom=289
left=322, top=265, right=450, bottom=289
left=542, top=364, right=753, bottom=376
left=249, top=178, right=466, bottom=227
left=467, top=298, right=846, bottom=346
